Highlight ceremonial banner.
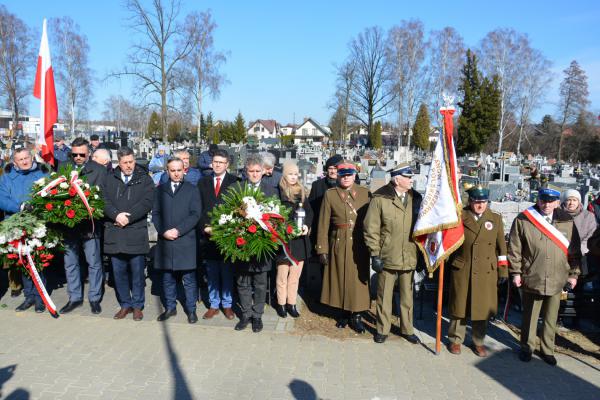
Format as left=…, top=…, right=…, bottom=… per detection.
left=413, top=106, right=464, bottom=273
left=33, top=19, right=58, bottom=166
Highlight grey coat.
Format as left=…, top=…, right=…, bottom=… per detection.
left=152, top=181, right=202, bottom=271
left=562, top=204, right=597, bottom=254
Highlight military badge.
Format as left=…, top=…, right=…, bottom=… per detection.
left=484, top=221, right=493, bottom=231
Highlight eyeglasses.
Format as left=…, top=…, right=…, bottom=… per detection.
left=71, top=153, right=87, bottom=158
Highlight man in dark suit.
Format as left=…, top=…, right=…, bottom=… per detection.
left=59, top=137, right=108, bottom=315
left=233, top=154, right=279, bottom=333
left=152, top=158, right=202, bottom=324
left=197, top=149, right=239, bottom=320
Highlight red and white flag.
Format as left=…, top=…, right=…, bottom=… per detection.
left=413, top=106, right=464, bottom=273
left=33, top=19, right=58, bottom=166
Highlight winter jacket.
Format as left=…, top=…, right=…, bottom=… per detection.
left=103, top=165, right=154, bottom=255
left=562, top=203, right=597, bottom=254
left=0, top=162, right=49, bottom=217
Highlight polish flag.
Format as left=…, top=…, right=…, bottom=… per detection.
left=33, top=19, right=58, bottom=166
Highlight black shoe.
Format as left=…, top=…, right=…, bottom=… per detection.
left=90, top=301, right=102, bottom=315
left=252, top=317, right=263, bottom=333
left=187, top=311, right=198, bottom=324
left=540, top=353, right=557, bottom=366
left=335, top=317, right=349, bottom=329
left=157, top=309, right=177, bottom=321
left=15, top=300, right=34, bottom=312
left=374, top=333, right=388, bottom=344
left=275, top=304, right=287, bottom=318
left=235, top=318, right=250, bottom=331
left=60, top=301, right=83, bottom=314
left=401, top=334, right=421, bottom=344
left=349, top=313, right=366, bottom=334
left=35, top=303, right=46, bottom=313
left=519, top=350, right=532, bottom=362
left=286, top=304, right=300, bottom=318
left=11, top=289, right=22, bottom=298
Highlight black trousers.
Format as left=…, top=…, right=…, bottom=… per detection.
left=236, top=270, right=268, bottom=319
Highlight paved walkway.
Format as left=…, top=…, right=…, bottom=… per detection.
left=1, top=280, right=599, bottom=399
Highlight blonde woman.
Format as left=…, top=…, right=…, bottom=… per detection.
left=276, top=162, right=313, bottom=318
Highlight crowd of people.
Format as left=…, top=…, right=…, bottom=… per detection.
left=1, top=137, right=600, bottom=364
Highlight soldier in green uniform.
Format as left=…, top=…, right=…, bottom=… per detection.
left=447, top=186, right=508, bottom=357
left=364, top=163, right=423, bottom=344
left=316, top=162, right=371, bottom=333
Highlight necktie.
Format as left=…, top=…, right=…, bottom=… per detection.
left=124, top=175, right=130, bottom=184
left=215, top=177, right=221, bottom=196
left=545, top=216, right=552, bottom=224
left=172, top=182, right=179, bottom=193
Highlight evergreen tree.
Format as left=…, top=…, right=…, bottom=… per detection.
left=147, top=111, right=162, bottom=140
left=232, top=111, right=247, bottom=143
left=557, top=60, right=590, bottom=160
left=167, top=120, right=182, bottom=142
left=413, top=103, right=431, bottom=151
left=370, top=121, right=383, bottom=149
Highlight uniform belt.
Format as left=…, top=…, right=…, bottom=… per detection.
left=335, top=223, right=354, bottom=229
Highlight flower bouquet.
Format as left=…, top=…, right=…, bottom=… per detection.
left=209, top=183, right=298, bottom=263
left=28, top=164, right=104, bottom=228
left=0, top=212, right=62, bottom=272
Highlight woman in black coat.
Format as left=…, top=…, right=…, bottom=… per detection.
left=275, top=161, right=313, bottom=318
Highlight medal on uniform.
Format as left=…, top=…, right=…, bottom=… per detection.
left=484, top=221, right=493, bottom=230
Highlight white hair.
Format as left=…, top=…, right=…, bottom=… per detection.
left=92, top=148, right=111, bottom=162
left=260, top=151, right=276, bottom=168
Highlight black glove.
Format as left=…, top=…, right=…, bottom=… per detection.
left=371, top=256, right=384, bottom=273
left=497, top=276, right=508, bottom=286
left=319, top=254, right=328, bottom=265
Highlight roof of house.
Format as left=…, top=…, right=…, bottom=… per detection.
left=249, top=119, right=279, bottom=134
left=296, top=118, right=329, bottom=137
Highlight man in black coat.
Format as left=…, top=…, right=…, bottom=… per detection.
left=59, top=137, right=108, bottom=315
left=232, top=153, right=279, bottom=333
left=152, top=158, right=202, bottom=324
left=103, top=146, right=154, bottom=321
left=308, top=154, right=342, bottom=255
left=197, top=149, right=239, bottom=320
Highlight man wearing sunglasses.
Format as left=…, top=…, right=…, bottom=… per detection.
left=59, top=138, right=108, bottom=315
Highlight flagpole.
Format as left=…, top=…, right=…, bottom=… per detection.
left=436, top=261, right=444, bottom=355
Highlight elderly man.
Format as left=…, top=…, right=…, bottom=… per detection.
left=92, top=148, right=113, bottom=172
left=364, top=163, right=422, bottom=344
left=509, top=188, right=581, bottom=366
left=104, top=146, right=154, bottom=321
left=447, top=186, right=508, bottom=357
left=316, top=162, right=371, bottom=333
left=153, top=158, right=201, bottom=323
left=198, top=149, right=239, bottom=320
left=0, top=148, right=49, bottom=311
left=159, top=149, right=201, bottom=186
left=59, top=138, right=107, bottom=315
left=232, top=154, right=279, bottom=333
left=260, top=151, right=282, bottom=189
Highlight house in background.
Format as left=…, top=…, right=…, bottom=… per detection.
left=247, top=119, right=280, bottom=140
left=293, top=118, right=330, bottom=145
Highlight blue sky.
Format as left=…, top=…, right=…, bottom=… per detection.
left=6, top=0, right=600, bottom=125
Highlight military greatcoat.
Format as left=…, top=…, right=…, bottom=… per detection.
left=449, top=208, right=508, bottom=321
left=316, top=184, right=371, bottom=312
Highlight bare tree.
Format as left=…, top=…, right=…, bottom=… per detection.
left=514, top=48, right=552, bottom=155
left=50, top=17, right=93, bottom=134
left=478, top=28, right=534, bottom=153
left=347, top=26, right=395, bottom=147
left=0, top=5, right=34, bottom=136
left=103, top=94, right=149, bottom=134
left=428, top=27, right=465, bottom=126
left=178, top=10, right=227, bottom=143
left=556, top=60, right=589, bottom=160
left=387, top=20, right=429, bottom=148
left=114, top=0, right=197, bottom=142
left=329, top=59, right=355, bottom=148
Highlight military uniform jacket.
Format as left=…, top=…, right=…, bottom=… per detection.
left=508, top=207, right=581, bottom=296
left=363, top=184, right=422, bottom=270
left=449, top=208, right=508, bottom=320
left=316, top=184, right=371, bottom=312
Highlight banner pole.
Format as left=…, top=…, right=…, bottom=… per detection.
left=436, top=261, right=444, bottom=355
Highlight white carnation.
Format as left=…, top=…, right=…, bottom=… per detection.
left=0, top=235, right=6, bottom=244
left=40, top=191, right=48, bottom=197
left=94, top=195, right=99, bottom=200
left=218, top=213, right=234, bottom=225
left=84, top=183, right=90, bottom=189
left=59, top=182, right=69, bottom=189
left=34, top=178, right=46, bottom=186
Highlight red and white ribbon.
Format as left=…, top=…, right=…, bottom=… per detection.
left=523, top=206, right=569, bottom=255
left=17, top=240, right=58, bottom=317
left=257, top=213, right=299, bottom=267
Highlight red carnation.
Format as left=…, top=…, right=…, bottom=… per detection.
left=68, top=187, right=77, bottom=197
left=64, top=199, right=72, bottom=206
left=50, top=189, right=58, bottom=195
left=42, top=262, right=50, bottom=267
left=36, top=246, right=45, bottom=251
left=236, top=237, right=246, bottom=246
left=247, top=225, right=257, bottom=233
left=45, top=203, right=53, bottom=211
left=84, top=190, right=91, bottom=197
left=7, top=253, right=18, bottom=259
left=286, top=225, right=294, bottom=234
left=66, top=209, right=76, bottom=219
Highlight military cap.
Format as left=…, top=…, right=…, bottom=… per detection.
left=337, top=162, right=357, bottom=176
left=467, top=185, right=489, bottom=201
left=389, top=162, right=414, bottom=178
left=538, top=188, right=560, bottom=201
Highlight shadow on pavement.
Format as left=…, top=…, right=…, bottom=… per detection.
left=0, top=364, right=30, bottom=399
left=156, top=302, right=193, bottom=400
left=289, top=379, right=318, bottom=400
left=475, top=349, right=600, bottom=399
